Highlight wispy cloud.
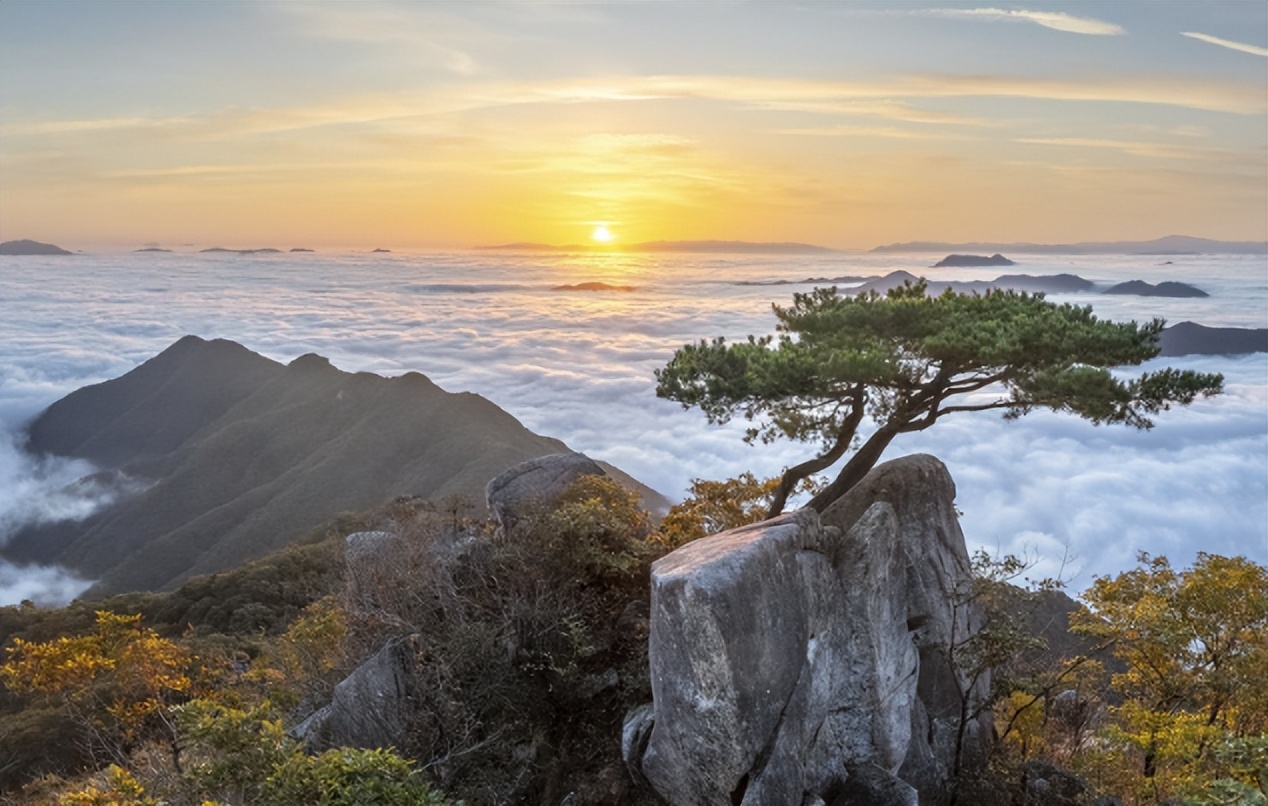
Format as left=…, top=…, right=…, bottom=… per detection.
left=747, top=99, right=998, bottom=127
left=1017, top=137, right=1250, bottom=164
left=3, top=67, right=1260, bottom=160
left=1182, top=32, right=1268, bottom=58
left=523, top=73, right=1264, bottom=116
left=0, top=117, right=175, bottom=137
left=279, top=2, right=485, bottom=75
left=914, top=7, right=1125, bottom=36
left=772, top=124, right=968, bottom=141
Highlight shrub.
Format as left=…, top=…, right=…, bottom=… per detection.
left=260, top=747, right=453, bottom=806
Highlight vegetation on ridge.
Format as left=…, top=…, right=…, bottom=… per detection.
left=1, top=472, right=1263, bottom=805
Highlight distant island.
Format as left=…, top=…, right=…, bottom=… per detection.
left=372, top=248, right=392, bottom=253
left=1104, top=280, right=1208, bottom=298
left=200, top=247, right=282, bottom=255
left=813, top=270, right=1205, bottom=299
left=872, top=235, right=1267, bottom=255
left=844, top=270, right=1094, bottom=297
left=0, top=239, right=73, bottom=255
left=933, top=253, right=1015, bottom=268
left=484, top=240, right=841, bottom=255
left=135, top=247, right=172, bottom=253
left=739, top=274, right=871, bottom=287
left=289, top=248, right=314, bottom=252
left=552, top=282, right=636, bottom=292
left=1157, top=322, right=1268, bottom=356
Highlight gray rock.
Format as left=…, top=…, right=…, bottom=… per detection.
left=621, top=704, right=656, bottom=789
left=291, top=633, right=421, bottom=751
left=821, top=454, right=992, bottom=794
left=831, top=762, right=919, bottom=806
left=344, top=530, right=402, bottom=610
left=485, top=452, right=606, bottom=533
left=1020, top=760, right=1100, bottom=806
left=627, top=454, right=987, bottom=805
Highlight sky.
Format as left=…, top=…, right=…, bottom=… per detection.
left=1, top=1, right=1265, bottom=250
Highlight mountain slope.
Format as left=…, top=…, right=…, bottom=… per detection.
left=8, top=337, right=629, bottom=596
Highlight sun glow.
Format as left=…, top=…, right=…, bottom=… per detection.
left=591, top=224, right=614, bottom=243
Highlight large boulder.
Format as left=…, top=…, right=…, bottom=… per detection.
left=291, top=633, right=422, bottom=751
left=485, top=452, right=606, bottom=533
left=821, top=454, right=992, bottom=794
left=343, top=530, right=403, bottom=610
left=626, top=454, right=988, bottom=805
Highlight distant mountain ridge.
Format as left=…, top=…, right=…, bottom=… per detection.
left=872, top=235, right=1267, bottom=255
left=6, top=337, right=661, bottom=596
left=0, top=239, right=73, bottom=255
left=484, top=240, right=841, bottom=254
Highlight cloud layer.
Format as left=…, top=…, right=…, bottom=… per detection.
left=0, top=249, right=1264, bottom=603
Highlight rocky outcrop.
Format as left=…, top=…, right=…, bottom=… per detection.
left=291, top=633, right=422, bottom=751
left=344, top=530, right=403, bottom=610
left=626, top=455, right=988, bottom=805
left=486, top=452, right=606, bottom=533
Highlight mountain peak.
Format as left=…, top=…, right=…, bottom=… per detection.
left=287, top=353, right=336, bottom=372
left=7, top=337, right=663, bottom=596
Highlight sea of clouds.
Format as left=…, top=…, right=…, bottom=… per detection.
left=1, top=249, right=1264, bottom=605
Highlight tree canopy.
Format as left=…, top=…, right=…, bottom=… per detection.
left=1070, top=553, right=1268, bottom=801
left=655, top=281, right=1224, bottom=516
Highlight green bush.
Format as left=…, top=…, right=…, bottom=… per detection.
left=176, top=699, right=292, bottom=805
left=260, top=747, right=454, bottom=806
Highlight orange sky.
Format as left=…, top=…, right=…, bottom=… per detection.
left=1, top=3, right=1265, bottom=250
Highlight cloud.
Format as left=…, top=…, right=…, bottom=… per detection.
left=523, top=73, right=1265, bottom=116
left=279, top=2, right=485, bottom=75
left=1016, top=137, right=1251, bottom=164
left=4, top=66, right=1260, bottom=166
left=750, top=100, right=997, bottom=127
left=0, top=427, right=114, bottom=606
left=1182, top=32, right=1268, bottom=58
left=772, top=124, right=969, bottom=141
left=0, top=251, right=1263, bottom=607
left=913, top=7, right=1125, bottom=36
left=0, top=559, right=93, bottom=607
left=0, top=117, right=164, bottom=137
left=0, top=429, right=143, bottom=546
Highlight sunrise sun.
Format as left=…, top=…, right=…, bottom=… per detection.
left=591, top=224, right=614, bottom=243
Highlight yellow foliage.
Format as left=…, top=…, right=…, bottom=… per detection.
left=997, top=690, right=1047, bottom=760
left=245, top=597, right=347, bottom=710
left=1071, top=553, right=1268, bottom=803
left=657, top=472, right=817, bottom=549
left=56, top=765, right=156, bottom=806
left=1, top=611, right=192, bottom=756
